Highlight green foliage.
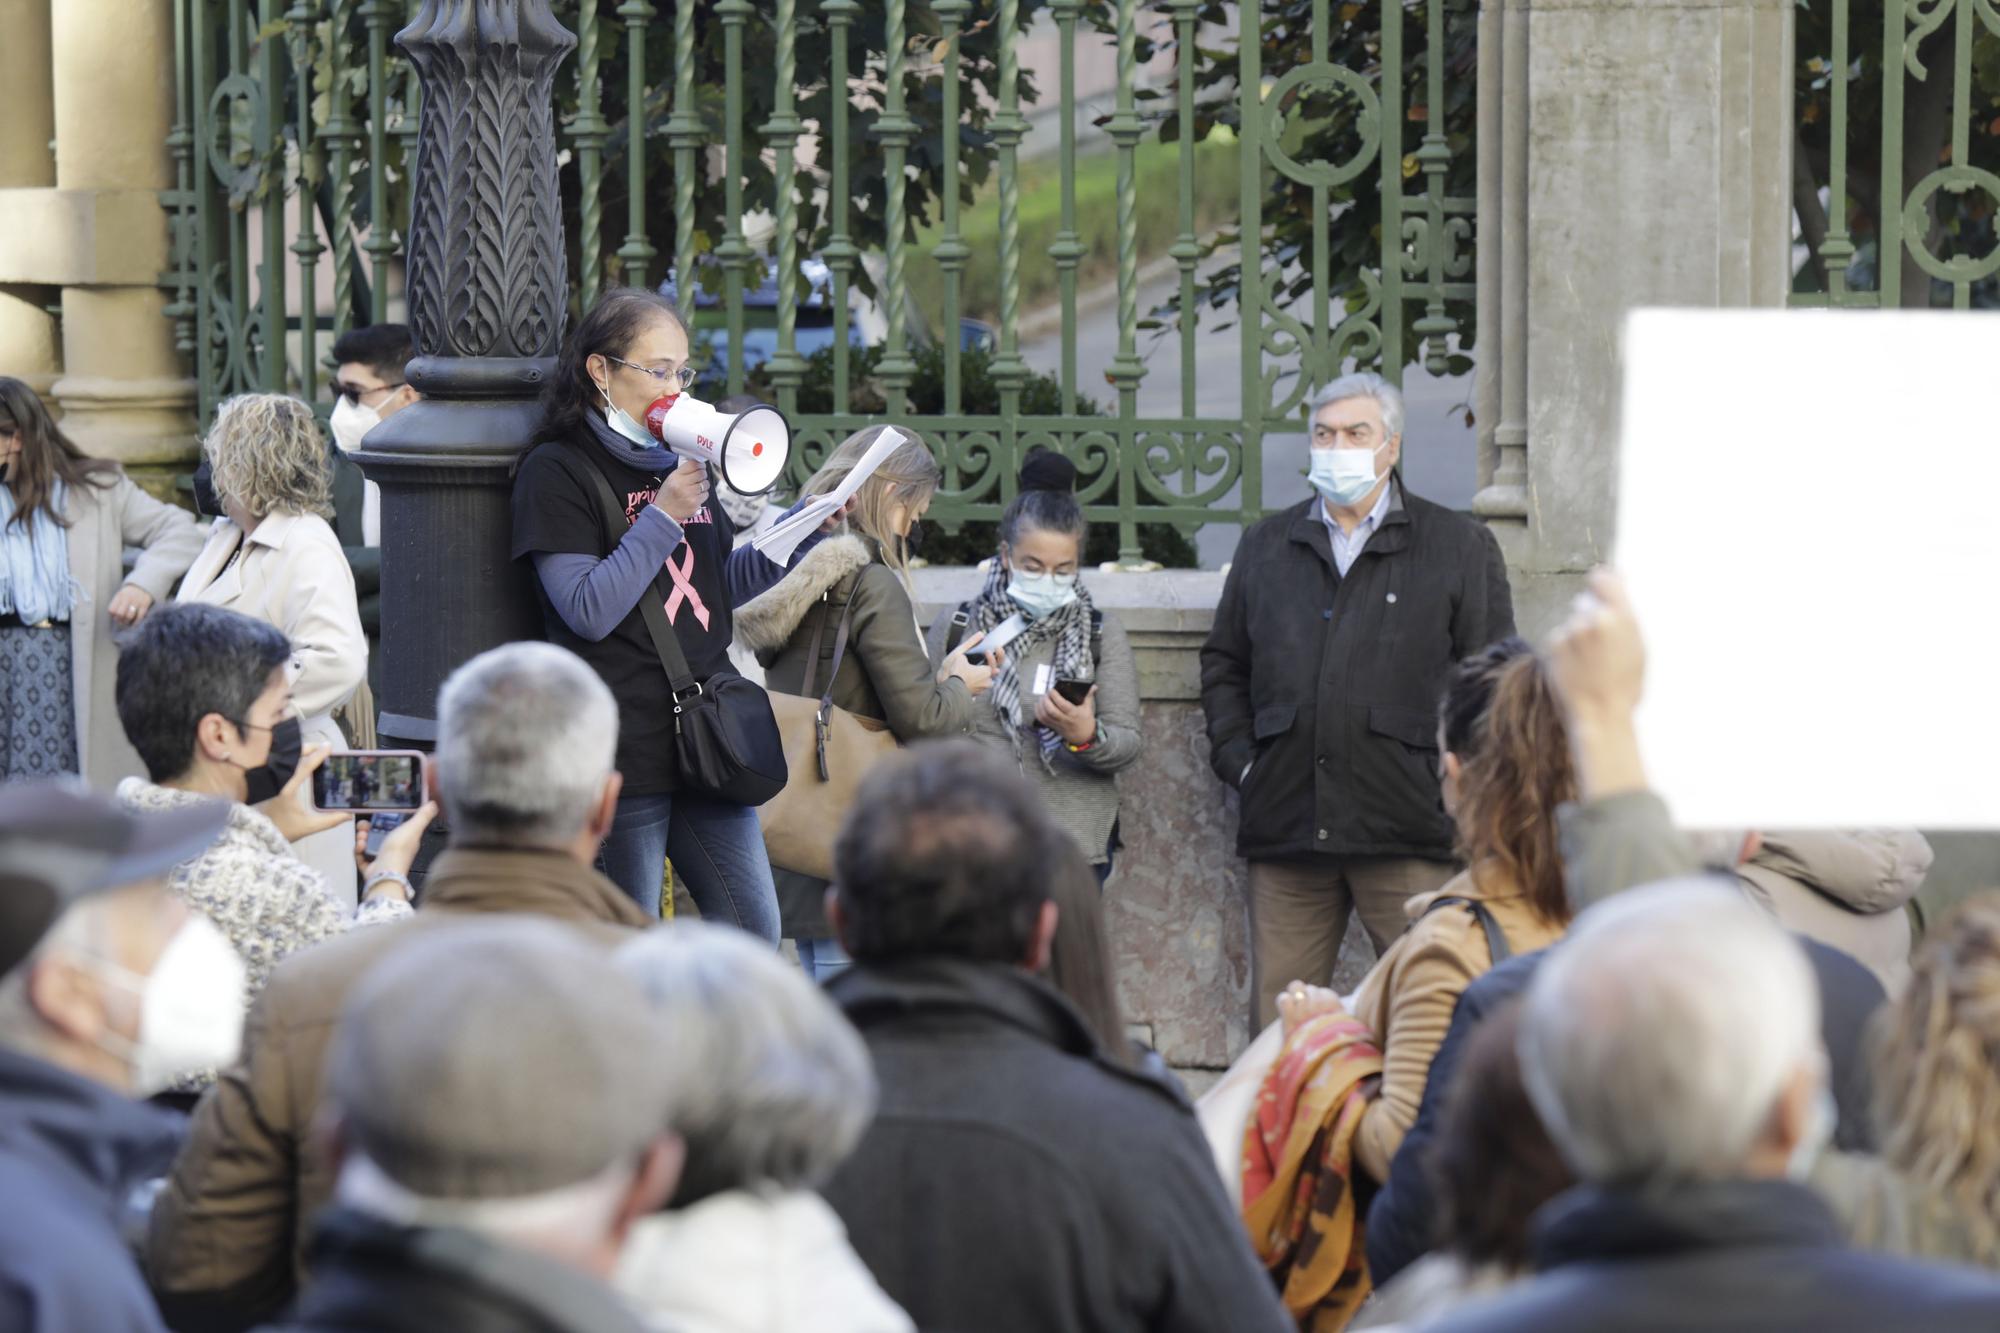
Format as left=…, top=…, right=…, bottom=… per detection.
left=725, top=342, right=1200, bottom=569
left=904, top=133, right=1243, bottom=324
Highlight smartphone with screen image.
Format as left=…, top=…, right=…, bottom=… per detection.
left=963, top=613, right=1028, bottom=664
left=313, top=750, right=428, bottom=814
left=1052, top=678, right=1093, bottom=706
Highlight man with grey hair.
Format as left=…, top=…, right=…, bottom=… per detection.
left=1202, top=370, right=1514, bottom=1026
left=149, top=641, right=658, bottom=1327
left=1428, top=881, right=2000, bottom=1333
left=260, top=918, right=681, bottom=1332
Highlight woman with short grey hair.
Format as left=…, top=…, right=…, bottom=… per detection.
left=613, top=922, right=912, bottom=1333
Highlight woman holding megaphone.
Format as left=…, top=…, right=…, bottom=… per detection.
left=511, top=287, right=846, bottom=932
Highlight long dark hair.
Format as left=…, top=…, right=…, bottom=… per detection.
left=1441, top=639, right=1577, bottom=924
left=1044, top=837, right=1133, bottom=1069
left=0, top=377, right=119, bottom=531
left=532, top=286, right=688, bottom=449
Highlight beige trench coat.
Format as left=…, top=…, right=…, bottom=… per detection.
left=63, top=475, right=205, bottom=786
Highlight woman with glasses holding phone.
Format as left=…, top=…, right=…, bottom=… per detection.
left=925, top=447, right=1143, bottom=884
left=510, top=286, right=847, bottom=934
left=178, top=393, right=371, bottom=906
left=0, top=377, right=203, bottom=783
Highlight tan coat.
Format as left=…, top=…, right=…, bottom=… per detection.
left=145, top=847, right=653, bottom=1318
left=1349, top=865, right=1568, bottom=1182
left=59, top=475, right=205, bottom=785
left=1740, top=830, right=1928, bottom=997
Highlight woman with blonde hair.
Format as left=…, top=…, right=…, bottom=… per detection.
left=734, top=425, right=1000, bottom=979
left=0, top=376, right=203, bottom=782
left=178, top=392, right=369, bottom=903
left=1814, top=893, right=2000, bottom=1269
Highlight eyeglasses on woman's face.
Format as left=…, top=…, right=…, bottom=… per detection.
left=607, top=356, right=697, bottom=392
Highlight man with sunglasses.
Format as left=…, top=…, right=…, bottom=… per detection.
left=328, top=326, right=422, bottom=691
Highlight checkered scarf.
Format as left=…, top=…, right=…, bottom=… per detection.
left=966, top=560, right=1095, bottom=770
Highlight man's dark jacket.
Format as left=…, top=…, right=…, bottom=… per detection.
left=256, top=1207, right=649, bottom=1333
left=1364, top=934, right=1887, bottom=1285
left=0, top=1047, right=183, bottom=1331
left=329, top=447, right=379, bottom=644
left=822, top=958, right=1292, bottom=1333
left=1425, top=1179, right=2000, bottom=1332
left=1200, top=483, right=1514, bottom=862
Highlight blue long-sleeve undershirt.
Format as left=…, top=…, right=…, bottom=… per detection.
left=532, top=500, right=823, bottom=643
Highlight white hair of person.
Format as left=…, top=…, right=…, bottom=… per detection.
left=1518, top=878, right=1825, bottom=1187
left=615, top=922, right=876, bottom=1196
left=336, top=1151, right=635, bottom=1261
left=0, top=902, right=105, bottom=1053
left=434, top=642, right=619, bottom=848
left=1311, top=371, right=1406, bottom=441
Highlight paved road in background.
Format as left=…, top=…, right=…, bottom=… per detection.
left=1018, top=269, right=1477, bottom=569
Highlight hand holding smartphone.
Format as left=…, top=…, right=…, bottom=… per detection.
left=1052, top=678, right=1093, bottom=706
left=314, top=751, right=428, bottom=814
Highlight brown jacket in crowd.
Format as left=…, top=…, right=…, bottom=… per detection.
left=145, top=847, right=652, bottom=1323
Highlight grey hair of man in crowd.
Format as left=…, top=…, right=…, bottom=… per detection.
left=434, top=642, right=620, bottom=848
left=615, top=922, right=877, bottom=1207
left=1311, top=371, right=1406, bottom=441
left=1518, top=879, right=1826, bottom=1187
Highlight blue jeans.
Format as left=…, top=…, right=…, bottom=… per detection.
left=795, top=936, right=851, bottom=983
left=598, top=792, right=780, bottom=942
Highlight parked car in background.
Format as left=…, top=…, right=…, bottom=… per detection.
left=662, top=257, right=996, bottom=387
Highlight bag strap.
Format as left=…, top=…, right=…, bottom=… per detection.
left=1421, top=895, right=1513, bottom=966
left=1090, top=608, right=1104, bottom=665
left=942, top=600, right=971, bottom=656
left=801, top=583, right=860, bottom=703
left=570, top=449, right=702, bottom=699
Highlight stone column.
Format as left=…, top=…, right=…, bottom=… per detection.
left=1474, top=0, right=1794, bottom=637
left=42, top=0, right=194, bottom=472
left=357, top=1, right=574, bottom=751
left=0, top=0, right=60, bottom=401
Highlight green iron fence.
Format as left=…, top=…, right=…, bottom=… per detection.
left=162, top=0, right=1478, bottom=561
left=1791, top=0, right=2000, bottom=308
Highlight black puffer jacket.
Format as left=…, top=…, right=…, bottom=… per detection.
left=1200, top=485, right=1514, bottom=862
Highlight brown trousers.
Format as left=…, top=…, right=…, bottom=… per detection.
left=1248, top=856, right=1457, bottom=1029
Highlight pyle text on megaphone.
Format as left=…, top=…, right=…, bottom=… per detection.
left=638, top=392, right=792, bottom=497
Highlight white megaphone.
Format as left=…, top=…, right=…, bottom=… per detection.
left=641, top=393, right=791, bottom=496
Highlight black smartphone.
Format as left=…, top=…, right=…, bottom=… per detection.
left=362, top=810, right=408, bottom=860
left=313, top=751, right=427, bottom=813
left=1053, top=678, right=1093, bottom=706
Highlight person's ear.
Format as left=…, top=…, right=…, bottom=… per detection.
left=585, top=353, right=611, bottom=399
left=825, top=886, right=852, bottom=955
left=1384, top=431, right=1403, bottom=470
left=590, top=772, right=624, bottom=843
left=24, top=954, right=115, bottom=1047
left=391, top=383, right=419, bottom=413
left=1738, top=831, right=1764, bottom=866
left=1022, top=899, right=1060, bottom=973
left=613, top=1135, right=686, bottom=1239
left=1765, top=1065, right=1817, bottom=1163
left=194, top=712, right=240, bottom=764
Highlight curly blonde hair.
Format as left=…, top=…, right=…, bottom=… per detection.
left=1873, top=892, right=2000, bottom=1263
left=205, top=393, right=334, bottom=521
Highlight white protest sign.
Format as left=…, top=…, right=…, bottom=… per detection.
left=752, top=426, right=908, bottom=564
left=1615, top=308, right=2000, bottom=829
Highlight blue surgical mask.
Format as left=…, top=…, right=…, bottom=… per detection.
left=1007, top=570, right=1079, bottom=620
left=1309, top=444, right=1388, bottom=506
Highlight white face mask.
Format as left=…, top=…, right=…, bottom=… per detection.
left=329, top=395, right=381, bottom=455
left=599, top=385, right=655, bottom=447
left=1308, top=443, right=1390, bottom=506
left=87, top=915, right=248, bottom=1096
left=1007, top=570, right=1080, bottom=620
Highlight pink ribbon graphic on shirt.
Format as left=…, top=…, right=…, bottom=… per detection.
left=663, top=544, right=711, bottom=630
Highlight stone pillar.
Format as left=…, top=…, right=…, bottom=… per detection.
left=0, top=0, right=60, bottom=401
left=1473, top=0, right=1794, bottom=637
left=41, top=0, right=194, bottom=472
left=356, top=1, right=574, bottom=751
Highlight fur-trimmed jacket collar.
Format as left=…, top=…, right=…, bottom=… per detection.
left=733, top=534, right=875, bottom=656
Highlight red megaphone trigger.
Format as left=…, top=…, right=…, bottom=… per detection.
left=642, top=395, right=680, bottom=442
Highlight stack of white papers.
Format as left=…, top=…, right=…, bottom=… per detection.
left=752, top=427, right=909, bottom=564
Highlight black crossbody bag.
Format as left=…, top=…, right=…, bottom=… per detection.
left=572, top=450, right=787, bottom=807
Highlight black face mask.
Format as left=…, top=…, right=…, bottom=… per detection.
left=904, top=520, right=926, bottom=559
left=191, top=459, right=222, bottom=518
left=235, top=714, right=303, bottom=805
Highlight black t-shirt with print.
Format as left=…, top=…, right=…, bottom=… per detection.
left=511, top=437, right=735, bottom=795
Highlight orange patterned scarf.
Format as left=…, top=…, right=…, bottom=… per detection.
left=1241, top=1012, right=1384, bottom=1332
